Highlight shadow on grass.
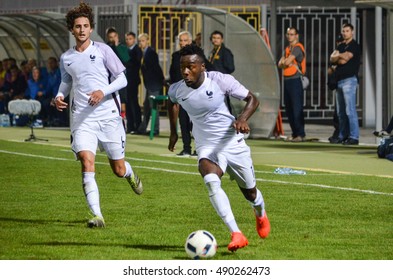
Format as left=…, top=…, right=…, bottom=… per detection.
left=0, top=216, right=84, bottom=226
left=30, top=241, right=187, bottom=259
left=29, top=241, right=183, bottom=251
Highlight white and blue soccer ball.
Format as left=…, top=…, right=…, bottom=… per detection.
left=185, top=230, right=217, bottom=259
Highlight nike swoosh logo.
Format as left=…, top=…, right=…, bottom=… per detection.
left=67, top=62, right=73, bottom=66
left=181, top=98, right=189, bottom=101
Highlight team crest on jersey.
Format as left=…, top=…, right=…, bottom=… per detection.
left=90, top=54, right=96, bottom=62
left=206, top=91, right=213, bottom=99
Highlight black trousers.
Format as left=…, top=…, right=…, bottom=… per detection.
left=179, top=105, right=192, bottom=153
left=126, top=82, right=141, bottom=132
left=138, top=88, right=161, bottom=134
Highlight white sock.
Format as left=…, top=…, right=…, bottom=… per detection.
left=204, top=173, right=240, bottom=233
left=82, top=172, right=103, bottom=218
left=123, top=161, right=133, bottom=178
left=249, top=188, right=265, bottom=217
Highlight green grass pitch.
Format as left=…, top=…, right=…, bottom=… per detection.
left=0, top=127, right=392, bottom=260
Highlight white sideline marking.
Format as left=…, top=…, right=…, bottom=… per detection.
left=255, top=177, right=393, bottom=196
left=58, top=149, right=199, bottom=167
left=1, top=149, right=392, bottom=197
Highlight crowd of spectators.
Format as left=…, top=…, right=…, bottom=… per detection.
left=0, top=56, right=68, bottom=127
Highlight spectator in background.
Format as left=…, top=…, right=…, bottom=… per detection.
left=327, top=65, right=340, bottom=143
left=1, top=64, right=27, bottom=118
left=124, top=31, right=143, bottom=134
left=327, top=34, right=344, bottom=144
left=20, top=60, right=30, bottom=82
left=169, top=31, right=196, bottom=157
left=278, top=27, right=307, bottom=142
left=25, top=66, right=49, bottom=124
left=194, top=32, right=202, bottom=47
left=137, top=33, right=165, bottom=136
left=0, top=60, right=5, bottom=91
left=208, top=30, right=235, bottom=114
left=208, top=30, right=235, bottom=75
left=330, top=23, right=361, bottom=145
left=46, top=57, right=66, bottom=126
left=106, top=27, right=130, bottom=119
left=27, top=58, right=48, bottom=81
left=3, top=58, right=18, bottom=90
left=0, top=60, right=5, bottom=113
left=4, top=64, right=27, bottom=100
left=0, top=59, right=16, bottom=114
left=46, top=57, right=61, bottom=100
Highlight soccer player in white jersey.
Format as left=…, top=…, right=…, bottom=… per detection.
left=168, top=44, right=270, bottom=252
left=54, top=2, right=143, bottom=228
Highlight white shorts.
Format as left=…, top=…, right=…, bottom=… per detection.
left=197, top=138, right=256, bottom=189
left=71, top=117, right=126, bottom=160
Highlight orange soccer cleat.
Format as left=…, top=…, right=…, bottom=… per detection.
left=227, top=232, right=249, bottom=252
left=256, top=211, right=271, bottom=238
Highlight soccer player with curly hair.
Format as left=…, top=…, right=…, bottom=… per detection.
left=55, top=2, right=143, bottom=228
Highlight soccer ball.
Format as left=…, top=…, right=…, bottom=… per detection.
left=185, top=230, right=217, bottom=259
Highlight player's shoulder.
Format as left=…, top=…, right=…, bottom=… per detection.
left=62, top=47, right=75, bottom=57
left=60, top=48, right=75, bottom=64
left=207, top=71, right=235, bottom=84
left=207, top=70, right=228, bottom=79
left=92, top=41, right=115, bottom=55
left=93, top=41, right=109, bottom=49
left=168, top=80, right=184, bottom=94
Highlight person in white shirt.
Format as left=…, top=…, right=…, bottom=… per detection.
left=168, top=44, right=270, bottom=252
left=54, top=2, right=143, bottom=228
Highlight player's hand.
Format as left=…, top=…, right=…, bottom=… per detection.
left=54, top=96, right=68, bottom=111
left=168, top=133, right=178, bottom=152
left=233, top=119, right=250, bottom=134
left=87, top=90, right=104, bottom=106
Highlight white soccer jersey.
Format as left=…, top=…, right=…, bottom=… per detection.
left=58, top=41, right=126, bottom=126
left=168, top=71, right=249, bottom=148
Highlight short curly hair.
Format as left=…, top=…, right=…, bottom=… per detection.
left=179, top=44, right=205, bottom=62
left=65, top=2, right=95, bottom=31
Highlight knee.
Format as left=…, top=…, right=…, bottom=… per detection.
left=80, top=157, right=95, bottom=171
left=242, top=187, right=257, bottom=201
left=112, top=165, right=126, bottom=177
left=203, top=173, right=221, bottom=196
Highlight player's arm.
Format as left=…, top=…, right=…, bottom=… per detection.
left=54, top=81, right=71, bottom=111
left=55, top=56, right=72, bottom=111
left=233, top=91, right=259, bottom=134
left=167, top=98, right=179, bottom=152
left=87, top=43, right=128, bottom=106
left=88, top=72, right=127, bottom=106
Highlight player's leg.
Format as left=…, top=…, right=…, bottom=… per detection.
left=109, top=158, right=143, bottom=195
left=226, top=143, right=270, bottom=239
left=239, top=186, right=270, bottom=239
left=78, top=150, right=105, bottom=228
left=100, top=118, right=143, bottom=195
left=72, top=125, right=105, bottom=227
left=198, top=153, right=248, bottom=252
